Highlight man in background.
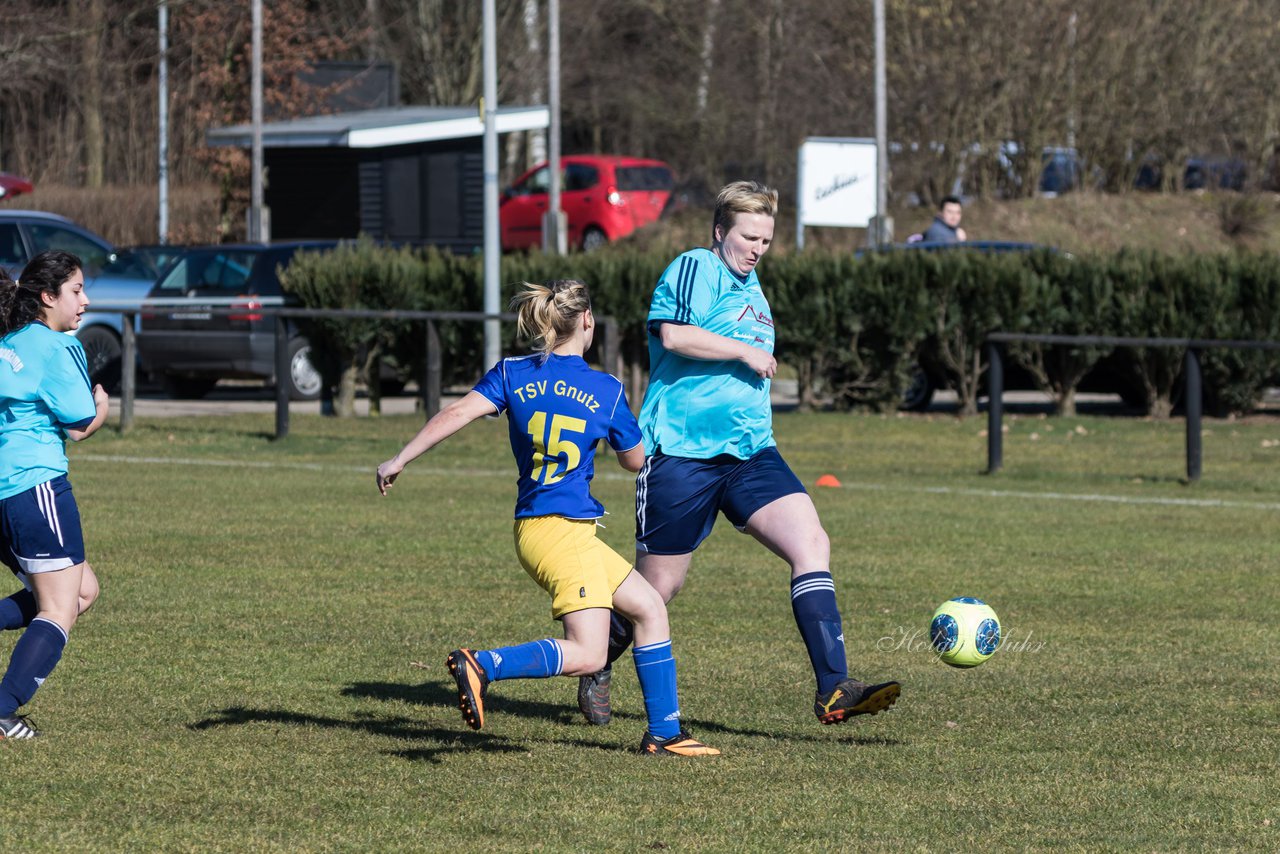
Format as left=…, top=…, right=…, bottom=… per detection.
left=923, top=196, right=967, bottom=243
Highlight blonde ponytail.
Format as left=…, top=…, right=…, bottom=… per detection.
left=509, top=279, right=592, bottom=361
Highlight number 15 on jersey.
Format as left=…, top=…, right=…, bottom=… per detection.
left=526, top=411, right=587, bottom=484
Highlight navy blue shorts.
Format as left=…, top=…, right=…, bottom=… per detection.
left=1, top=475, right=86, bottom=588
left=634, top=446, right=806, bottom=556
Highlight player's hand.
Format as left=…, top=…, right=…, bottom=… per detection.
left=376, top=459, right=403, bottom=496
left=742, top=348, right=777, bottom=379
left=92, top=384, right=109, bottom=410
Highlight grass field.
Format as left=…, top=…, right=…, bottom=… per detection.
left=1, top=409, right=1277, bottom=851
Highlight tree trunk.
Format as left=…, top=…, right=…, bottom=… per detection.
left=363, top=345, right=383, bottom=416
left=336, top=362, right=360, bottom=417
left=80, top=0, right=107, bottom=188
left=797, top=359, right=815, bottom=412
left=1055, top=386, right=1078, bottom=418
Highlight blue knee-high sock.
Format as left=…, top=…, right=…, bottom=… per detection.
left=0, top=618, right=67, bottom=717
left=603, top=612, right=634, bottom=671
left=0, top=590, right=37, bottom=631
left=633, top=640, right=681, bottom=740
left=474, top=639, right=563, bottom=682
left=791, top=571, right=848, bottom=695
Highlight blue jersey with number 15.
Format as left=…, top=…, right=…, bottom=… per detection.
left=473, top=354, right=642, bottom=520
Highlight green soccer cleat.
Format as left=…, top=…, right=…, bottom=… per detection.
left=814, top=678, right=901, bottom=725
left=577, top=667, right=612, bottom=726
left=446, top=649, right=489, bottom=731
left=640, top=727, right=720, bottom=757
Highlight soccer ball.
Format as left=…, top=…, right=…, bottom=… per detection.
left=930, top=597, right=1001, bottom=668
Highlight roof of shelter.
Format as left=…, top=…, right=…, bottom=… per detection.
left=207, top=105, right=549, bottom=149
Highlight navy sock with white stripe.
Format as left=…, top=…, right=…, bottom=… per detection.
left=633, top=639, right=681, bottom=740
left=475, top=639, right=563, bottom=682
left=0, top=590, right=37, bottom=631
left=790, top=571, right=848, bottom=695
left=0, top=617, right=67, bottom=717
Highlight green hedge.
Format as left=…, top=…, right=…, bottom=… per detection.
left=280, top=242, right=1280, bottom=417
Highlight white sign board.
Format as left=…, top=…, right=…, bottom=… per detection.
left=796, top=138, right=878, bottom=229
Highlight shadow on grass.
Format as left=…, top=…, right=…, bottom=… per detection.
left=188, top=705, right=532, bottom=763
left=343, top=679, right=636, bottom=727
left=342, top=680, right=907, bottom=747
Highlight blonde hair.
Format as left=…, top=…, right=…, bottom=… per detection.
left=712, top=180, right=779, bottom=242
left=510, top=279, right=592, bottom=361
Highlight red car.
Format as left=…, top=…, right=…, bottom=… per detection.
left=0, top=174, right=35, bottom=202
left=501, top=155, right=674, bottom=251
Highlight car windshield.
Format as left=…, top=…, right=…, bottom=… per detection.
left=153, top=250, right=258, bottom=295
left=27, top=223, right=113, bottom=275
left=105, top=246, right=184, bottom=280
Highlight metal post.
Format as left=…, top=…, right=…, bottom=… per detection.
left=871, top=0, right=892, bottom=246
left=795, top=146, right=805, bottom=251
left=250, top=0, right=265, bottom=243
left=1184, top=348, right=1202, bottom=482
left=120, top=312, right=136, bottom=434
left=542, top=0, right=567, bottom=254
left=481, top=0, right=501, bottom=368
left=274, top=315, right=289, bottom=440
left=157, top=2, right=169, bottom=244
left=425, top=320, right=442, bottom=419
left=986, top=341, right=1004, bottom=473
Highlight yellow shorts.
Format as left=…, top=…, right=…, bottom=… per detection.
left=513, top=515, right=633, bottom=620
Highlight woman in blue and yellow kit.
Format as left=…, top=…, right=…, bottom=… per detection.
left=376, top=280, right=716, bottom=757
left=0, top=250, right=109, bottom=739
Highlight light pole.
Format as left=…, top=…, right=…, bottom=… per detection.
left=871, top=0, right=892, bottom=246
left=250, top=0, right=265, bottom=242
left=542, top=0, right=566, bottom=254
left=482, top=0, right=501, bottom=367
left=158, top=1, right=169, bottom=244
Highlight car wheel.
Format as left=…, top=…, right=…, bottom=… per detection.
left=77, top=326, right=122, bottom=392
left=581, top=227, right=607, bottom=252
left=287, top=337, right=323, bottom=401
left=897, top=366, right=936, bottom=412
left=161, top=375, right=217, bottom=399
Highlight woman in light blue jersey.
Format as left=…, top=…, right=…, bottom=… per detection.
left=0, top=250, right=109, bottom=739
left=578, top=181, right=902, bottom=728
left=376, top=280, right=716, bottom=756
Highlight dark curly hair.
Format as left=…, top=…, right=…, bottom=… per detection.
left=0, top=250, right=83, bottom=335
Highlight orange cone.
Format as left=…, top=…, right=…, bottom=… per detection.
left=815, top=474, right=842, bottom=488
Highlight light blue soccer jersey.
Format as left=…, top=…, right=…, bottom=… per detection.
left=0, top=322, right=97, bottom=500
left=640, top=247, right=776, bottom=459
left=473, top=353, right=642, bottom=520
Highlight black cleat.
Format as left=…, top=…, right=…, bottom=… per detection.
left=814, top=678, right=900, bottom=725
left=446, top=649, right=489, bottom=730
left=640, top=727, right=720, bottom=757
left=0, top=715, right=38, bottom=740
left=577, top=667, right=612, bottom=726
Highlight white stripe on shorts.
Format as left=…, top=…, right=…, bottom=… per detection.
left=36, top=481, right=64, bottom=546
left=634, top=456, right=652, bottom=539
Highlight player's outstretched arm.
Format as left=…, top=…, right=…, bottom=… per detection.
left=376, top=391, right=497, bottom=495
left=656, top=322, right=776, bottom=378
left=66, top=384, right=110, bottom=442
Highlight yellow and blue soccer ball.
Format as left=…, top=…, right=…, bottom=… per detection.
left=930, top=597, right=1001, bottom=668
